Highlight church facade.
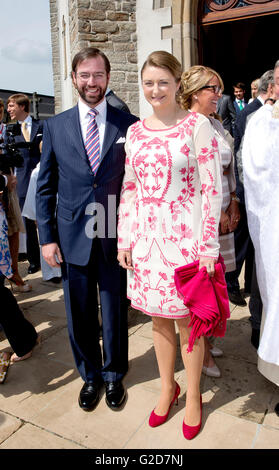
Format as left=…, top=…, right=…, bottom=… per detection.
left=49, top=0, right=279, bottom=118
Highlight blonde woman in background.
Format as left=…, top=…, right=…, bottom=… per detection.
left=249, top=78, right=260, bottom=103
left=181, top=66, right=240, bottom=378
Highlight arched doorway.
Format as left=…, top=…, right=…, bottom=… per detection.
left=198, top=1, right=279, bottom=97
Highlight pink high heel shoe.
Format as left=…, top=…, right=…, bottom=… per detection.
left=182, top=394, right=202, bottom=440
left=149, top=382, right=180, bottom=427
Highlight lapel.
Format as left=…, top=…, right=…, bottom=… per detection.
left=30, top=117, right=40, bottom=141
left=100, top=103, right=119, bottom=163
left=64, top=105, right=92, bottom=170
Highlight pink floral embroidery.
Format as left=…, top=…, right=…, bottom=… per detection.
left=118, top=114, right=221, bottom=318
left=197, top=137, right=219, bottom=165
left=173, top=224, right=193, bottom=239
left=130, top=122, right=148, bottom=143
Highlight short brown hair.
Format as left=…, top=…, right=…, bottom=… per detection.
left=7, top=93, right=30, bottom=113
left=233, top=82, right=245, bottom=91
left=72, top=47, right=111, bottom=75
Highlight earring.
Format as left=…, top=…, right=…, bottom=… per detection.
left=194, top=95, right=198, bottom=99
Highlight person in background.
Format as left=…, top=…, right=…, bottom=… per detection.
left=243, top=60, right=279, bottom=417
left=22, top=162, right=62, bottom=284
left=0, top=173, right=39, bottom=384
left=248, top=78, right=260, bottom=103
left=226, top=70, right=275, bottom=308
left=233, top=82, right=247, bottom=114
left=180, top=71, right=240, bottom=378
left=216, top=93, right=236, bottom=136
left=203, top=110, right=240, bottom=378
left=6, top=94, right=42, bottom=275
left=118, top=54, right=222, bottom=440
left=0, top=99, right=30, bottom=293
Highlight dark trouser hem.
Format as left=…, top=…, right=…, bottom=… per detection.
left=249, top=259, right=263, bottom=330
left=0, top=277, right=37, bottom=356
left=225, top=203, right=254, bottom=292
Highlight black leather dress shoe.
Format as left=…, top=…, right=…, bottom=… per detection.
left=105, top=381, right=126, bottom=410
left=27, top=264, right=40, bottom=274
left=78, top=382, right=101, bottom=411
left=228, top=290, right=247, bottom=306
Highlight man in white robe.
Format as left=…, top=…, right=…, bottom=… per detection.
left=243, top=60, right=279, bottom=416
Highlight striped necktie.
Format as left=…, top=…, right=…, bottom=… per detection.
left=85, top=109, right=100, bottom=174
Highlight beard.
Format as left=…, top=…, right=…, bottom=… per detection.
left=76, top=83, right=107, bottom=107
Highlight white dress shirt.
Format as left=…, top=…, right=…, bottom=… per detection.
left=78, top=98, right=107, bottom=156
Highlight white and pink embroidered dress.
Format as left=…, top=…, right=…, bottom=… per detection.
left=118, top=112, right=222, bottom=319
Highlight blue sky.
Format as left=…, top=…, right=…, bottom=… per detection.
left=0, top=0, right=54, bottom=96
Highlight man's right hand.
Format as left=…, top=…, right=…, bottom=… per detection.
left=42, top=243, right=63, bottom=267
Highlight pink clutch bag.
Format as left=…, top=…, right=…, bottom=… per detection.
left=174, top=256, right=230, bottom=352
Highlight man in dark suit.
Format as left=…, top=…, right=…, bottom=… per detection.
left=226, top=70, right=275, bottom=307
left=6, top=94, right=42, bottom=274
left=36, top=47, right=138, bottom=412
left=216, top=93, right=236, bottom=136
left=233, top=82, right=247, bottom=115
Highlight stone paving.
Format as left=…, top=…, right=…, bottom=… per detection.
left=0, top=262, right=279, bottom=450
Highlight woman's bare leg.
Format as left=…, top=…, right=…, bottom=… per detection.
left=152, top=317, right=177, bottom=416
left=177, top=317, right=204, bottom=426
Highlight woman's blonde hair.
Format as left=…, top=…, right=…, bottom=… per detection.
left=141, top=50, right=183, bottom=101
left=180, top=65, right=224, bottom=110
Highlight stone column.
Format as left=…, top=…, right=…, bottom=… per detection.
left=162, top=0, right=199, bottom=72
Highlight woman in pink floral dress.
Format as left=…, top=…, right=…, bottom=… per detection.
left=117, top=52, right=222, bottom=439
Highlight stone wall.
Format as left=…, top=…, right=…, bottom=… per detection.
left=50, top=0, right=138, bottom=115
left=49, top=0, right=62, bottom=112
left=49, top=0, right=199, bottom=115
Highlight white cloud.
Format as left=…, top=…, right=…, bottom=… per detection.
left=1, top=38, right=52, bottom=64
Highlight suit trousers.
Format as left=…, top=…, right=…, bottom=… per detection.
left=0, top=275, right=37, bottom=356
left=61, top=238, right=128, bottom=384
left=19, top=197, right=40, bottom=267
left=249, top=259, right=263, bottom=330
left=225, top=202, right=254, bottom=292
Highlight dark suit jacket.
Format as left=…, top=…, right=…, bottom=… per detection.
left=106, top=90, right=130, bottom=114
left=234, top=97, right=262, bottom=155
left=36, top=103, right=138, bottom=266
left=0, top=174, right=5, bottom=191
left=6, top=117, right=43, bottom=201
left=216, top=94, right=236, bottom=136
left=234, top=97, right=263, bottom=203
left=233, top=99, right=248, bottom=115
